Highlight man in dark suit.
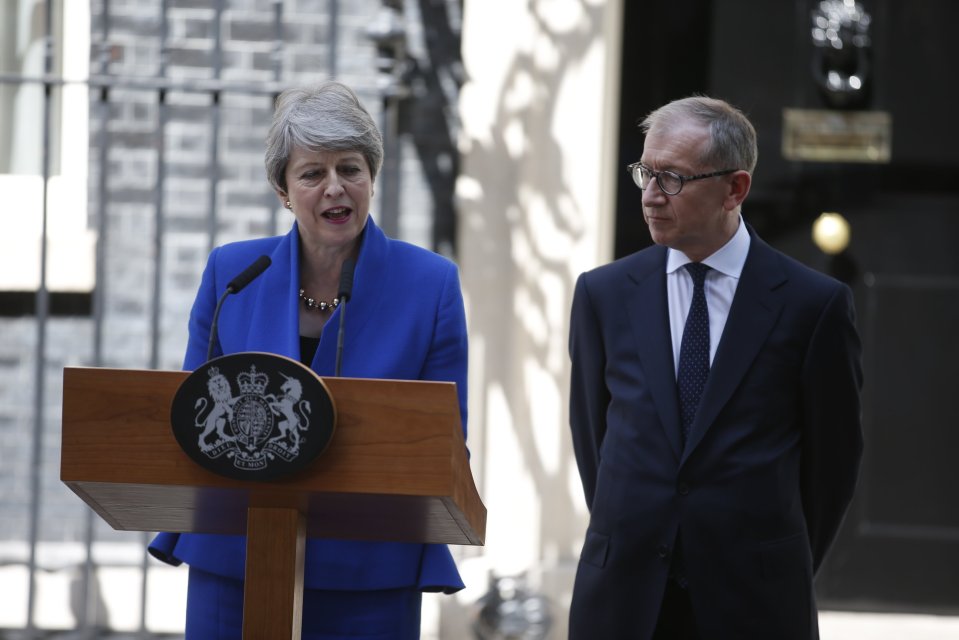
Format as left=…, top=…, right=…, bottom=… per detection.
left=567, top=96, right=863, bottom=639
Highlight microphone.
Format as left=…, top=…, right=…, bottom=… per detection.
left=226, top=255, right=272, bottom=294
left=207, top=255, right=272, bottom=361
left=334, top=258, right=356, bottom=376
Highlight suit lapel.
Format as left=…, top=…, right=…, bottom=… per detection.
left=625, top=247, right=684, bottom=461
left=313, top=216, right=388, bottom=375
left=240, top=217, right=389, bottom=375
left=245, top=227, right=301, bottom=359
left=682, top=234, right=787, bottom=460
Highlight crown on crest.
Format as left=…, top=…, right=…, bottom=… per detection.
left=237, top=365, right=269, bottom=394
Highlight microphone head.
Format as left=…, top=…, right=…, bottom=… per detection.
left=226, top=255, right=271, bottom=294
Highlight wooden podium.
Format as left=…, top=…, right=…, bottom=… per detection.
left=60, top=366, right=486, bottom=639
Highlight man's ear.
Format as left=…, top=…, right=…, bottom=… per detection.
left=724, top=170, right=752, bottom=212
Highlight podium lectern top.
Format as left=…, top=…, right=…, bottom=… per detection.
left=61, top=366, right=486, bottom=546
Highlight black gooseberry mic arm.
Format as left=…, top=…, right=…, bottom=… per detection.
left=334, top=257, right=356, bottom=377
left=206, top=255, right=272, bottom=362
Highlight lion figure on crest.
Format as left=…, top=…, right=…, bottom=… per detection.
left=194, top=368, right=236, bottom=451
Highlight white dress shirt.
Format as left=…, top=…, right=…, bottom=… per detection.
left=667, top=217, right=751, bottom=377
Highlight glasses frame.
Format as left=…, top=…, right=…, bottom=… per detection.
left=627, top=162, right=738, bottom=196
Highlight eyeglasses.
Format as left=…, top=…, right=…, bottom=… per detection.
left=627, top=162, right=737, bottom=196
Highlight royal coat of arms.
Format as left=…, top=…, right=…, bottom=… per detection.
left=171, top=353, right=335, bottom=481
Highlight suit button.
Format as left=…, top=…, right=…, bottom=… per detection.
left=657, top=545, right=669, bottom=559
left=678, top=483, right=690, bottom=496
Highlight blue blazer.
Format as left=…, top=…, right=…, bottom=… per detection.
left=568, top=227, right=863, bottom=639
left=150, top=217, right=468, bottom=593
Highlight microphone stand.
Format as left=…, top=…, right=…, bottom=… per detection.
left=335, top=300, right=348, bottom=377
left=334, top=258, right=356, bottom=377
left=205, top=255, right=271, bottom=362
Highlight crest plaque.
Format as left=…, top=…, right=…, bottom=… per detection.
left=171, top=352, right=336, bottom=481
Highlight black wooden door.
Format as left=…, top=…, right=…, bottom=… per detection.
left=615, top=0, right=959, bottom=613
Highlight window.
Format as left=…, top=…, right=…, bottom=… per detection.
left=0, top=0, right=94, bottom=301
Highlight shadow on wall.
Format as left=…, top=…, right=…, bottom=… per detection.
left=456, top=1, right=609, bottom=637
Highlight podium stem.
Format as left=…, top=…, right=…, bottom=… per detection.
left=243, top=506, right=306, bottom=640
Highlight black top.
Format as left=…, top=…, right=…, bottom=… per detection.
left=299, top=335, right=319, bottom=366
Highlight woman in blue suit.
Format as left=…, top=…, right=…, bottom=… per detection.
left=149, top=81, right=469, bottom=639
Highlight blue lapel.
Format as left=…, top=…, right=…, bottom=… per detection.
left=682, top=231, right=788, bottom=462
left=240, top=216, right=391, bottom=375
left=313, top=217, right=390, bottom=375
left=244, top=227, right=300, bottom=359
left=625, top=246, right=685, bottom=461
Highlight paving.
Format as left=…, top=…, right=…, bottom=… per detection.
left=820, top=611, right=959, bottom=639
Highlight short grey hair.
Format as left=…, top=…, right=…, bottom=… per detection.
left=265, top=81, right=384, bottom=192
left=640, top=96, right=758, bottom=175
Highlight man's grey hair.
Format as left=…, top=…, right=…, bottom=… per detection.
left=265, top=81, right=384, bottom=192
left=640, top=96, right=758, bottom=175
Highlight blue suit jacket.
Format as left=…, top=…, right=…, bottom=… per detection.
left=150, top=217, right=468, bottom=593
left=568, top=228, right=863, bottom=639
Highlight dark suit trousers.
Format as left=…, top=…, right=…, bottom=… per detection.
left=653, top=579, right=699, bottom=640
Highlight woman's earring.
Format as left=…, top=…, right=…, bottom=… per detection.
left=285, top=201, right=292, bottom=209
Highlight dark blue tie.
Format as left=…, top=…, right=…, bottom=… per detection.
left=677, top=263, right=711, bottom=446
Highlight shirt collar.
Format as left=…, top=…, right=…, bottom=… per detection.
left=666, top=215, right=751, bottom=278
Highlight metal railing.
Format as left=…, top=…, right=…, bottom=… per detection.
left=1, top=1, right=460, bottom=635
left=2, top=1, right=336, bottom=637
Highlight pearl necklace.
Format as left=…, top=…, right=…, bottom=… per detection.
left=299, top=289, right=339, bottom=312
